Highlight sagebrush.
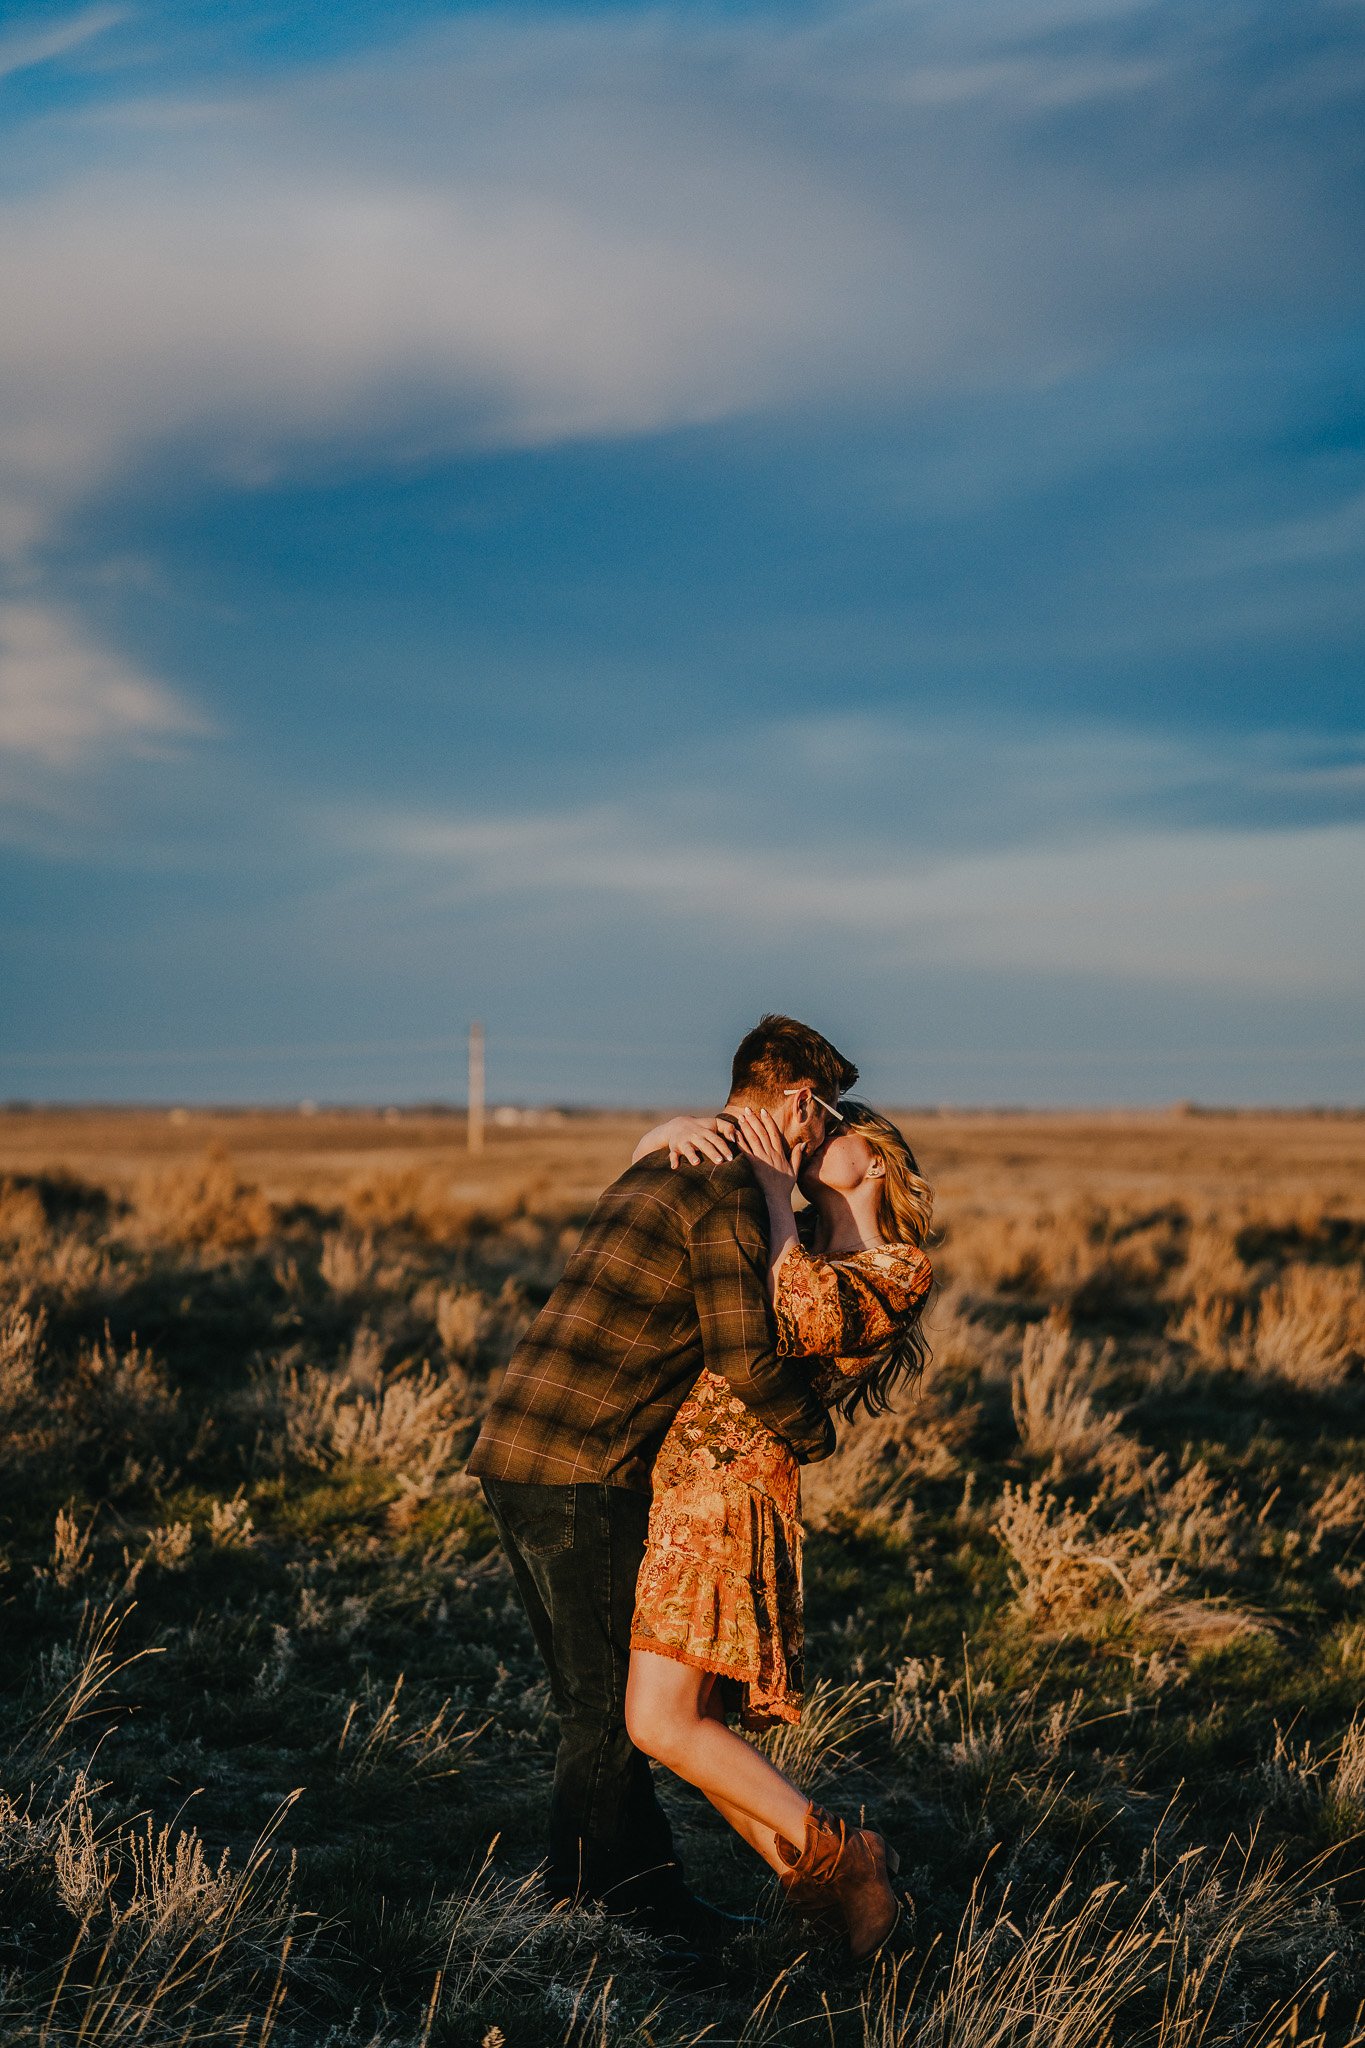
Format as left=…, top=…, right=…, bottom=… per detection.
left=0, top=1105, right=1361, bottom=2046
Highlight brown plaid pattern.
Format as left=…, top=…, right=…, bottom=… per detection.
left=467, top=1154, right=835, bottom=1489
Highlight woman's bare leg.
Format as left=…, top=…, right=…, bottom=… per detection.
left=626, top=1650, right=808, bottom=1869
left=695, top=1677, right=786, bottom=1872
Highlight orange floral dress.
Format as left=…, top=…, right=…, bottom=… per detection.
left=630, top=1240, right=932, bottom=1728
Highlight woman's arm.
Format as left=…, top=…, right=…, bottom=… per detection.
left=632, top=1114, right=736, bottom=1168
left=728, top=1105, right=803, bottom=1302
left=777, top=1244, right=931, bottom=1367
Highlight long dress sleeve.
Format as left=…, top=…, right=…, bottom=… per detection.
left=686, top=1185, right=834, bottom=1464
left=774, top=1242, right=932, bottom=1379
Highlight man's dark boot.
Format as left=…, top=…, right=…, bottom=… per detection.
left=632, top=1889, right=759, bottom=1949
left=651, top=1939, right=734, bottom=1993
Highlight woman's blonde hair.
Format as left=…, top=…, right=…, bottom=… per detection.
left=841, top=1100, right=934, bottom=1252
left=827, top=1101, right=935, bottom=1418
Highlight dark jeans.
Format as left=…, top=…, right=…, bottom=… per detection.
left=480, top=1478, right=682, bottom=1912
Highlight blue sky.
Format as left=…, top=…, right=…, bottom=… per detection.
left=0, top=0, right=1362, bottom=1106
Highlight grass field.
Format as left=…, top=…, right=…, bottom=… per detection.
left=1, top=1104, right=1363, bottom=2047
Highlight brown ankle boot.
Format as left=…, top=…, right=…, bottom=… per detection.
left=777, top=1858, right=844, bottom=1941
left=775, top=1803, right=901, bottom=1961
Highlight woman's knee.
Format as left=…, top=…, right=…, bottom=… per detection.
left=624, top=1690, right=662, bottom=1758
left=625, top=1655, right=699, bottom=1763
left=625, top=1683, right=673, bottom=1759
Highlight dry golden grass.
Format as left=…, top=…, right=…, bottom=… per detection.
left=3, top=1101, right=1359, bottom=1221
left=0, top=1103, right=1362, bottom=2045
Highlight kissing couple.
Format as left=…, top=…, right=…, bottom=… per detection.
left=467, top=1015, right=934, bottom=1972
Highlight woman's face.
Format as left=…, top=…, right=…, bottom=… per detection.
left=800, top=1128, right=879, bottom=1195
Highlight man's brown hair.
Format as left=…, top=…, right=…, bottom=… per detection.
left=729, top=1013, right=858, bottom=1106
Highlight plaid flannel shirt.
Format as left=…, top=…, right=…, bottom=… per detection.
left=466, top=1153, right=835, bottom=1490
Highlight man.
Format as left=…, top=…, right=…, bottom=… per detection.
left=467, top=1014, right=858, bottom=1950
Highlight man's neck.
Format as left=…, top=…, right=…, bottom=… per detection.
left=721, top=1093, right=785, bottom=1126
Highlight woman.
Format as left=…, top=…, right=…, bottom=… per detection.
left=623, top=1101, right=934, bottom=1960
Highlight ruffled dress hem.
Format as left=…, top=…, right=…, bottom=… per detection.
left=625, top=1628, right=803, bottom=1729
left=628, top=1460, right=804, bottom=1729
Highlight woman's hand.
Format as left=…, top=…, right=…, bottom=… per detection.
left=732, top=1105, right=803, bottom=1200
left=728, top=1105, right=803, bottom=1294
left=633, top=1115, right=737, bottom=1169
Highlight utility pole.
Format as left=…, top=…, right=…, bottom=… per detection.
left=467, top=1021, right=485, bottom=1153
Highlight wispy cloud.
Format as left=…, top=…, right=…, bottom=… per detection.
left=875, top=52, right=1165, bottom=109
left=0, top=5, right=127, bottom=84
left=1192, top=490, right=1365, bottom=575
left=352, top=717, right=1365, bottom=996
left=377, top=806, right=1362, bottom=992
left=0, top=599, right=208, bottom=768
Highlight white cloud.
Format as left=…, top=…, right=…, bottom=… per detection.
left=0, top=600, right=208, bottom=767
left=0, top=27, right=895, bottom=554
left=0, top=165, right=883, bottom=555
left=0, top=0, right=1359, bottom=558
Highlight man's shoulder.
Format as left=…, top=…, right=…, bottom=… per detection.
left=604, top=1151, right=756, bottom=1222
